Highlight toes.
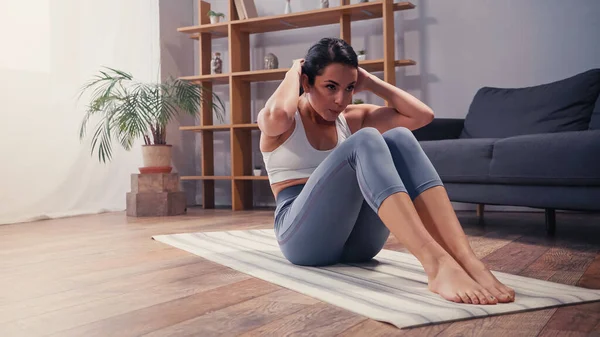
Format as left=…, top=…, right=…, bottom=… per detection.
left=467, top=291, right=479, bottom=305
left=475, top=290, right=489, bottom=305
left=491, top=287, right=510, bottom=303
left=458, top=291, right=471, bottom=304
left=450, top=294, right=462, bottom=303
left=505, top=286, right=516, bottom=300
left=481, top=288, right=498, bottom=304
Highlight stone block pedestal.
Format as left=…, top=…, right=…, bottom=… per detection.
left=126, top=173, right=186, bottom=217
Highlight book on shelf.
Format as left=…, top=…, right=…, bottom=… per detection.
left=234, top=0, right=257, bottom=20
left=234, top=0, right=246, bottom=19
left=241, top=0, right=258, bottom=19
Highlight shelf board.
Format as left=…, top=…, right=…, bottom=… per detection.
left=232, top=68, right=287, bottom=82
left=360, top=59, right=417, bottom=72
left=179, top=124, right=231, bottom=132
left=180, top=73, right=229, bottom=85
left=233, top=1, right=415, bottom=34
left=179, top=1, right=414, bottom=37
left=232, top=123, right=260, bottom=130
left=231, top=59, right=415, bottom=83
left=234, top=176, right=270, bottom=181
left=178, top=21, right=229, bottom=37
left=181, top=176, right=233, bottom=180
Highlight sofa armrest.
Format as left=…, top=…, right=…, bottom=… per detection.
left=412, top=118, right=465, bottom=141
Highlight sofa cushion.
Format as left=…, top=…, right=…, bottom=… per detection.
left=489, top=130, right=600, bottom=186
left=420, top=138, right=499, bottom=183
left=460, top=69, right=600, bottom=139
left=589, top=94, right=600, bottom=130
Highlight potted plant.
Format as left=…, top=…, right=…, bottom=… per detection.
left=253, top=165, right=262, bottom=176
left=357, top=50, right=366, bottom=61
left=207, top=10, right=225, bottom=24
left=78, top=67, right=225, bottom=172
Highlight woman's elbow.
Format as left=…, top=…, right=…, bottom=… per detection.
left=419, top=108, right=435, bottom=127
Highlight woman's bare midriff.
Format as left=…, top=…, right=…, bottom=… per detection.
left=271, top=178, right=309, bottom=200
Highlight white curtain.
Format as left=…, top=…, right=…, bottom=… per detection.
left=0, top=0, right=160, bottom=225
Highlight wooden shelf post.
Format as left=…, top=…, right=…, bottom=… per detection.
left=199, top=1, right=215, bottom=208
left=383, top=0, right=396, bottom=107
left=229, top=21, right=253, bottom=210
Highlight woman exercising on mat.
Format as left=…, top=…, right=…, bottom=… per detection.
left=258, top=37, right=515, bottom=305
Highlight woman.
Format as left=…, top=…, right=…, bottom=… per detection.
left=258, top=37, right=515, bottom=305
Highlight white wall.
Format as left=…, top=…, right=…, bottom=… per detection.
left=180, top=0, right=600, bottom=210
left=0, top=0, right=160, bottom=225
left=159, top=0, right=199, bottom=205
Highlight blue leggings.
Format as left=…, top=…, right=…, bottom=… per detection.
left=274, top=127, right=444, bottom=266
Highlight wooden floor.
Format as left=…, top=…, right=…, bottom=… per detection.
left=1, top=208, right=599, bottom=337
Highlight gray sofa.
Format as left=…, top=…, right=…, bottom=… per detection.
left=412, top=69, right=600, bottom=235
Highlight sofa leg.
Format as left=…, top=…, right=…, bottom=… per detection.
left=545, top=209, right=556, bottom=236
left=476, top=204, right=485, bottom=223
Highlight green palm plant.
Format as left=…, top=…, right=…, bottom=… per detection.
left=78, top=67, right=225, bottom=163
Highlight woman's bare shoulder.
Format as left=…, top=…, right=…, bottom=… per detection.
left=342, top=103, right=374, bottom=134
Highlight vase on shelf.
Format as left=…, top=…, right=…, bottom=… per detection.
left=284, top=0, right=291, bottom=14
left=211, top=52, right=222, bottom=74
left=357, top=50, right=366, bottom=61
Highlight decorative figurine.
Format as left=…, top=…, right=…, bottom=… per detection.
left=320, top=0, right=329, bottom=9
left=211, top=52, right=223, bottom=74
left=264, top=53, right=279, bottom=69
left=284, top=0, right=292, bottom=14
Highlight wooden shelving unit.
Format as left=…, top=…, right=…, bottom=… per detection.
left=179, top=0, right=416, bottom=210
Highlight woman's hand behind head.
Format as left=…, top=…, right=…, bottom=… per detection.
left=290, top=58, right=305, bottom=76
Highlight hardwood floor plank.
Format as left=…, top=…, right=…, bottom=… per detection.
left=0, top=252, right=201, bottom=303
left=142, top=289, right=319, bottom=337
left=0, top=261, right=224, bottom=324
left=541, top=302, right=600, bottom=335
left=52, top=278, right=281, bottom=337
left=339, top=319, right=444, bottom=336
left=578, top=255, right=600, bottom=289
left=466, top=231, right=521, bottom=259
left=238, top=302, right=366, bottom=336
left=538, top=330, right=594, bottom=337
left=0, top=269, right=252, bottom=336
left=480, top=235, right=553, bottom=274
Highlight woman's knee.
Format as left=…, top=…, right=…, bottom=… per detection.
left=383, top=127, right=420, bottom=151
left=350, top=127, right=387, bottom=151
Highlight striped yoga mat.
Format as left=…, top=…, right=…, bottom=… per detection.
left=152, top=229, right=600, bottom=329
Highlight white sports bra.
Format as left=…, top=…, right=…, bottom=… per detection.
left=261, top=111, right=352, bottom=184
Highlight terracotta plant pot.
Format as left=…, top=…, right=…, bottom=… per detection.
left=140, top=144, right=172, bottom=173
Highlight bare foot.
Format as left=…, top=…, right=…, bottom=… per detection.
left=427, top=257, right=498, bottom=305
left=458, top=255, right=516, bottom=303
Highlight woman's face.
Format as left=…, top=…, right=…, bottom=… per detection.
left=303, top=63, right=358, bottom=122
